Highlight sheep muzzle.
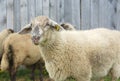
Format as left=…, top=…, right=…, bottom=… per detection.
left=32, top=36, right=40, bottom=45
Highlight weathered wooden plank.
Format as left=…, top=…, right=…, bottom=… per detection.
left=90, top=0, right=99, bottom=29
left=99, top=0, right=115, bottom=29
left=0, top=0, right=7, bottom=31
left=27, top=0, right=35, bottom=23
left=56, top=0, right=60, bottom=23
left=56, top=0, right=64, bottom=23
left=13, top=0, right=21, bottom=31
left=6, top=0, right=14, bottom=29
left=1, top=0, right=120, bottom=31
left=112, top=0, right=120, bottom=30
left=35, top=0, right=42, bottom=16
left=71, top=0, right=80, bottom=30
left=49, top=0, right=57, bottom=21
left=64, top=0, right=72, bottom=24
left=81, top=0, right=91, bottom=30
left=42, top=0, right=49, bottom=16
left=20, top=0, right=28, bottom=28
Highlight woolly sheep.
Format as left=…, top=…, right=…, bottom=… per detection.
left=19, top=16, right=120, bottom=81
left=0, top=33, right=44, bottom=81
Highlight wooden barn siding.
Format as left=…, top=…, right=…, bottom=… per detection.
left=0, top=0, right=119, bottom=31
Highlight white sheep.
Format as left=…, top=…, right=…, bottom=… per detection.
left=18, top=16, right=92, bottom=81
left=19, top=16, right=120, bottom=81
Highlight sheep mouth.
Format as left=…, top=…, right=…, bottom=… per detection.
left=32, top=37, right=40, bottom=45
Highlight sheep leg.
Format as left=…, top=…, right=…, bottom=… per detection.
left=9, top=70, right=12, bottom=81
left=30, top=64, right=36, bottom=81
left=11, top=70, right=17, bottom=81
left=93, top=78, right=104, bottom=81
left=39, top=63, right=43, bottom=81
left=100, top=79, right=104, bottom=81
left=97, top=78, right=104, bottom=81
left=111, top=73, right=118, bottom=81
left=110, top=75, right=117, bottom=81
left=9, top=67, right=17, bottom=81
left=110, top=63, right=120, bottom=81
left=9, top=60, right=17, bottom=81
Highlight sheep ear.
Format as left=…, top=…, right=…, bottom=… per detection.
left=18, top=27, right=32, bottom=34
left=54, top=25, right=61, bottom=31
left=49, top=19, right=64, bottom=31
left=18, top=24, right=32, bottom=34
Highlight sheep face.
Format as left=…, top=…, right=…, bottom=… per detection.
left=19, top=16, right=63, bottom=45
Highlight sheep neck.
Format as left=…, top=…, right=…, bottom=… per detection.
left=40, top=31, right=71, bottom=80
left=40, top=31, right=66, bottom=61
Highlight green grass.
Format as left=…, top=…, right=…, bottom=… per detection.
left=0, top=69, right=120, bottom=81
left=0, top=69, right=49, bottom=81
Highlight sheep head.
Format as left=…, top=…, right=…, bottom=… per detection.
left=19, top=16, right=63, bottom=45
left=8, top=29, right=14, bottom=33
left=60, top=23, right=76, bottom=31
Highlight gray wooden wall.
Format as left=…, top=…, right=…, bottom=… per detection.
left=0, top=0, right=120, bottom=31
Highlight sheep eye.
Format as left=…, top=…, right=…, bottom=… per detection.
left=46, top=22, right=50, bottom=26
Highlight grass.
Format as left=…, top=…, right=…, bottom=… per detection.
left=0, top=68, right=50, bottom=81
left=0, top=69, right=120, bottom=81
